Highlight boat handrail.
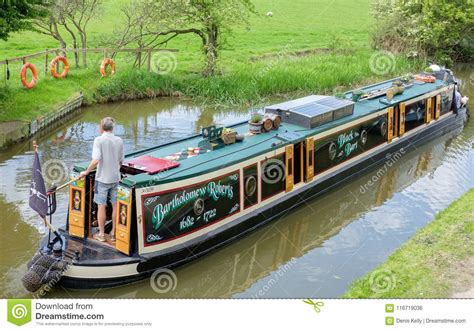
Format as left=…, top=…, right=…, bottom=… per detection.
left=123, top=119, right=250, bottom=159
left=136, top=133, right=282, bottom=184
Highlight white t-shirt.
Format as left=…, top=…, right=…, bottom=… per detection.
left=92, top=132, right=124, bottom=184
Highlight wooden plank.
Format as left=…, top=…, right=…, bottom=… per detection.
left=387, top=107, right=394, bottom=143
left=425, top=98, right=433, bottom=123
left=435, top=94, right=441, bottom=120
left=305, top=137, right=314, bottom=182
left=0, top=49, right=60, bottom=64
left=0, top=48, right=178, bottom=65
left=399, top=103, right=406, bottom=136
left=285, top=144, right=294, bottom=192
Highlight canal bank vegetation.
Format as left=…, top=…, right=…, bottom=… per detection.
left=0, top=49, right=424, bottom=122
left=372, top=0, right=474, bottom=65
left=344, top=189, right=474, bottom=298
left=3, top=0, right=462, bottom=123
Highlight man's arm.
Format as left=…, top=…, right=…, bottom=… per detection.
left=80, top=137, right=101, bottom=178
left=80, top=159, right=99, bottom=178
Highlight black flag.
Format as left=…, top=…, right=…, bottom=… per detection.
left=29, top=151, right=48, bottom=217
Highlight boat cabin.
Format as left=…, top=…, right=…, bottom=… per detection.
left=68, top=74, right=456, bottom=258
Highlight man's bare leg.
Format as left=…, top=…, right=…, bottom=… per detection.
left=97, top=204, right=107, bottom=237
left=110, top=202, right=116, bottom=238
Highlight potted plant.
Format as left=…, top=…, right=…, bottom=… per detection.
left=352, top=89, right=365, bottom=102
left=423, top=67, right=434, bottom=75
left=335, top=92, right=347, bottom=99
left=400, top=74, right=414, bottom=84
left=221, top=127, right=237, bottom=144
left=248, top=113, right=263, bottom=134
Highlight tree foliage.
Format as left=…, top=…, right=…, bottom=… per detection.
left=372, top=0, right=473, bottom=64
left=110, top=0, right=256, bottom=76
left=31, top=0, right=102, bottom=67
left=0, top=0, right=49, bottom=40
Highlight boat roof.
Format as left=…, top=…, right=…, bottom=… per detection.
left=74, top=77, right=449, bottom=188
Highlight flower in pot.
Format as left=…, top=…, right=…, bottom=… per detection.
left=248, top=113, right=263, bottom=134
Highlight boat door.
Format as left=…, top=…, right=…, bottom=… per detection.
left=285, top=144, right=294, bottom=192
left=115, top=186, right=133, bottom=255
left=68, top=178, right=86, bottom=238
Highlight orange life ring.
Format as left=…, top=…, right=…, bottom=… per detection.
left=50, top=55, right=69, bottom=78
left=100, top=58, right=116, bottom=77
left=20, top=63, right=38, bottom=89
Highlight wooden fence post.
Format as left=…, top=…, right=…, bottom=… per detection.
left=147, top=49, right=152, bottom=72
left=44, top=49, right=49, bottom=75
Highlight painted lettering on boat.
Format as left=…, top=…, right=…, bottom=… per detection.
left=141, top=172, right=240, bottom=246
left=337, top=130, right=359, bottom=157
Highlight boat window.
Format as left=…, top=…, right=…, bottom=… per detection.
left=261, top=154, right=286, bottom=200
left=404, top=100, right=426, bottom=132
left=293, top=143, right=303, bottom=184
left=243, top=164, right=258, bottom=209
left=440, top=87, right=454, bottom=116
left=313, top=114, right=387, bottom=174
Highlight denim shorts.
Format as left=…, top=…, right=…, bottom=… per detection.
left=94, top=181, right=118, bottom=205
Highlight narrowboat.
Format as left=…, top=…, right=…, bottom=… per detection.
left=22, top=69, right=469, bottom=291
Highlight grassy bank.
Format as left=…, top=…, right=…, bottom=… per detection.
left=0, top=49, right=424, bottom=122
left=344, top=189, right=474, bottom=298
left=0, top=0, right=425, bottom=123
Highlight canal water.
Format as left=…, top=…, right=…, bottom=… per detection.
left=1, top=65, right=473, bottom=298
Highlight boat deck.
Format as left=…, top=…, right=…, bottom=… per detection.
left=74, top=77, right=448, bottom=187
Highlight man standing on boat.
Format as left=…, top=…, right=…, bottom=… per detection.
left=80, top=117, right=124, bottom=242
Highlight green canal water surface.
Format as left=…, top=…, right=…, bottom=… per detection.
left=1, top=65, right=473, bottom=298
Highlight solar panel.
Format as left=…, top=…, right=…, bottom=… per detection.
left=292, top=102, right=333, bottom=118
left=265, top=95, right=354, bottom=128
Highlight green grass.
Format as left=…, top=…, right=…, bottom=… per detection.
left=0, top=0, right=425, bottom=122
left=344, top=189, right=474, bottom=298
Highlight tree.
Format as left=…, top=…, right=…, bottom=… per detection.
left=110, top=0, right=255, bottom=76
left=31, top=0, right=101, bottom=67
left=372, top=0, right=473, bottom=64
left=63, top=0, right=102, bottom=67
left=0, top=0, right=49, bottom=40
